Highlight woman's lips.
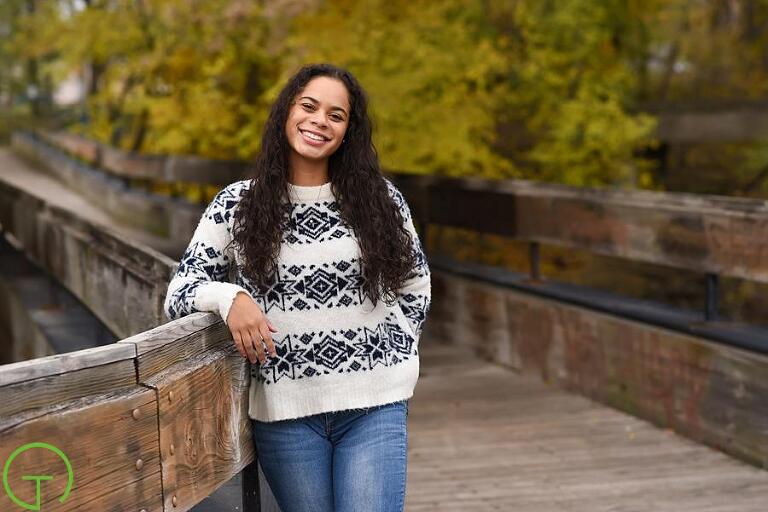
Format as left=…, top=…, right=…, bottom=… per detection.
left=299, top=129, right=330, bottom=147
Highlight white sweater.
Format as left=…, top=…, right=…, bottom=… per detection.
left=163, top=178, right=431, bottom=422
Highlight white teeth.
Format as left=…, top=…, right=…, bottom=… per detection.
left=301, top=130, right=327, bottom=142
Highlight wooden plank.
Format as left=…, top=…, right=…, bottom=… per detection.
left=0, top=386, right=162, bottom=511
left=0, top=343, right=134, bottom=386
left=0, top=174, right=176, bottom=338
left=390, top=173, right=768, bottom=282
left=427, top=271, right=768, bottom=468
left=123, top=314, right=231, bottom=381
left=149, top=345, right=254, bottom=511
left=32, top=130, right=248, bottom=185
left=405, top=340, right=768, bottom=512
left=0, top=359, right=137, bottom=431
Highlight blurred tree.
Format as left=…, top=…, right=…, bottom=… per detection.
left=285, top=0, right=657, bottom=185
left=8, top=0, right=281, bottom=160
left=9, top=0, right=768, bottom=190
left=493, top=0, right=658, bottom=187
left=283, top=0, right=516, bottom=178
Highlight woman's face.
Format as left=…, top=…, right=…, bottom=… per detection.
left=285, top=76, right=350, bottom=162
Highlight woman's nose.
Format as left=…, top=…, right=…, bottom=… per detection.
left=310, top=114, right=327, bottom=128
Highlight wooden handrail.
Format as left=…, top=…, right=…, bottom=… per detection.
left=0, top=167, right=261, bottom=510
left=35, top=130, right=249, bottom=186
left=390, top=174, right=768, bottom=283
left=0, top=312, right=255, bottom=511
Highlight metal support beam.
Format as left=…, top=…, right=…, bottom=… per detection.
left=705, top=273, right=719, bottom=321
left=528, top=241, right=540, bottom=282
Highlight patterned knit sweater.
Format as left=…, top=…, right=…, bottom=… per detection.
left=163, top=178, right=431, bottom=422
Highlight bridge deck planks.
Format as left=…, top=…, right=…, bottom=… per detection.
left=406, top=340, right=768, bottom=512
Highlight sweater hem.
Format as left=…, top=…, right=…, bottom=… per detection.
left=247, top=357, right=419, bottom=422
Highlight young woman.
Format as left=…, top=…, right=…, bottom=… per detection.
left=163, top=63, right=431, bottom=512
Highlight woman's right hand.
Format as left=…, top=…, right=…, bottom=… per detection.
left=226, top=291, right=277, bottom=364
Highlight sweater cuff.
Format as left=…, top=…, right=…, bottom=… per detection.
left=193, top=282, right=252, bottom=323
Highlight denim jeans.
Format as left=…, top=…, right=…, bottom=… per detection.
left=251, top=399, right=409, bottom=512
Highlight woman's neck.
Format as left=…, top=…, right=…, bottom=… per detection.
left=288, top=154, right=330, bottom=186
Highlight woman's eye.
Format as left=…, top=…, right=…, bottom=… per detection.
left=331, top=114, right=344, bottom=122
left=301, top=103, right=314, bottom=110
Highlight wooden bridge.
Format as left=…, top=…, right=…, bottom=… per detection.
left=1, top=132, right=767, bottom=511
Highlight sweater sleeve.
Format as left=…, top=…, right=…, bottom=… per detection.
left=386, top=179, right=432, bottom=338
left=163, top=183, right=253, bottom=323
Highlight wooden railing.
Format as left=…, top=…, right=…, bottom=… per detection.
left=390, top=174, right=768, bottom=468
left=0, top=177, right=263, bottom=511
left=393, top=173, right=768, bottom=330
left=35, top=130, right=248, bottom=185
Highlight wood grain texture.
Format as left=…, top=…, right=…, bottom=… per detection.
left=390, top=173, right=768, bottom=282
left=0, top=175, right=175, bottom=339
left=0, top=359, right=137, bottom=431
left=406, top=340, right=768, bottom=511
left=0, top=343, right=134, bottom=386
left=150, top=346, right=254, bottom=511
left=429, top=270, right=768, bottom=469
left=0, top=386, right=162, bottom=512
left=127, top=315, right=233, bottom=381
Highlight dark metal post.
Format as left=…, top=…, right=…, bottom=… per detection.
left=528, top=241, right=540, bottom=282
left=705, top=273, right=718, bottom=321
left=242, top=459, right=261, bottom=512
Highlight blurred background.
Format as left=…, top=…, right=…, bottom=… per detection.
left=3, top=0, right=768, bottom=325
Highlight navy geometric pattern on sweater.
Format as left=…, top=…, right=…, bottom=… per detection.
left=251, top=311, right=416, bottom=385
left=237, top=260, right=366, bottom=313
left=283, top=201, right=353, bottom=245
left=163, top=177, right=431, bottom=421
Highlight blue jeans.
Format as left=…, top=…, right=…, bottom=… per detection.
left=251, top=399, right=409, bottom=512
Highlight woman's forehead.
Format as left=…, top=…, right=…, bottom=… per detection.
left=298, top=76, right=350, bottom=111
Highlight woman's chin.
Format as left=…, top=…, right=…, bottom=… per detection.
left=294, top=145, right=337, bottom=161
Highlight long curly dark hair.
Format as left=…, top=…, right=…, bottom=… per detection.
left=231, top=63, right=415, bottom=306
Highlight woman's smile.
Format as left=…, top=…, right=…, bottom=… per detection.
left=299, top=128, right=331, bottom=146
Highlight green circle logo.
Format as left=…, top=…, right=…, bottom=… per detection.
left=3, top=442, right=74, bottom=511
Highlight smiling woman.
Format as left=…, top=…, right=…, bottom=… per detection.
left=163, top=63, right=431, bottom=512
left=285, top=76, right=350, bottom=183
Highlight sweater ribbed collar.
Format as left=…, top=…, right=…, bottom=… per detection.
left=287, top=181, right=334, bottom=202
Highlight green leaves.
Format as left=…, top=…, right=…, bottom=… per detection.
left=6, top=0, right=665, bottom=186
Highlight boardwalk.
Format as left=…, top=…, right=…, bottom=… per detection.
left=195, top=337, right=768, bottom=511
left=407, top=340, right=768, bottom=511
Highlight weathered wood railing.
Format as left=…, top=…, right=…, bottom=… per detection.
left=393, top=174, right=768, bottom=468
left=34, top=130, right=248, bottom=185
left=0, top=177, right=265, bottom=511
left=11, top=131, right=211, bottom=255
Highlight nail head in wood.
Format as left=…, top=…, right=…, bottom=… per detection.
left=135, top=458, right=143, bottom=470
left=132, top=408, right=141, bottom=420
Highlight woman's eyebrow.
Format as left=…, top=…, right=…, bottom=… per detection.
left=299, top=96, right=348, bottom=116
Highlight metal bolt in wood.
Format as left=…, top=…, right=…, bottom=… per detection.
left=169, top=443, right=175, bottom=455
left=132, top=408, right=141, bottom=420
left=168, top=391, right=174, bottom=402
left=172, top=495, right=178, bottom=507
left=135, top=458, right=143, bottom=470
